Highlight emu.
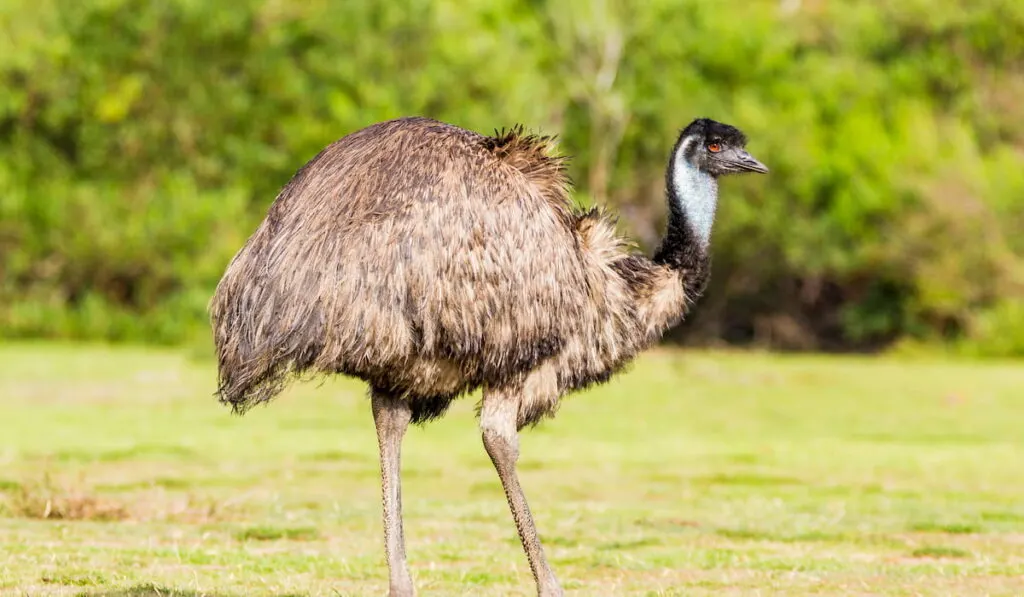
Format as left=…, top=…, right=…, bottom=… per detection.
left=210, top=116, right=767, bottom=596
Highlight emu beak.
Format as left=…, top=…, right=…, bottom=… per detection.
left=737, top=150, right=769, bottom=174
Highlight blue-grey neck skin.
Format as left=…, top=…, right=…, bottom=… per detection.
left=669, top=136, right=718, bottom=251
left=653, top=135, right=717, bottom=300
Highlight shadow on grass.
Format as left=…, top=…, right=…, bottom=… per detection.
left=79, top=590, right=233, bottom=597
left=79, top=587, right=307, bottom=597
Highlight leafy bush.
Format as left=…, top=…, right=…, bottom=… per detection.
left=1, top=0, right=1022, bottom=353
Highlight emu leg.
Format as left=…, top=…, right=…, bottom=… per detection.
left=371, top=389, right=415, bottom=597
left=480, top=388, right=563, bottom=597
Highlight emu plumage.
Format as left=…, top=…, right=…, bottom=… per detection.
left=210, top=116, right=767, bottom=596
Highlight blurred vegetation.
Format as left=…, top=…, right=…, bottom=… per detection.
left=1, top=0, right=1022, bottom=354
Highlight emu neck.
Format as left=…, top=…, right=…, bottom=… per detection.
left=653, top=138, right=717, bottom=298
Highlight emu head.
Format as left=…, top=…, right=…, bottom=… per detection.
left=676, top=118, right=768, bottom=177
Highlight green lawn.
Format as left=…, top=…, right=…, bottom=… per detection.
left=1, top=343, right=1022, bottom=596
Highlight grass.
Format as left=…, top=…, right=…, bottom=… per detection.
left=235, top=526, right=321, bottom=542
left=0, top=342, right=1022, bottom=596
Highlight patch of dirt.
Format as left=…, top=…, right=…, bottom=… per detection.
left=1, top=474, right=128, bottom=521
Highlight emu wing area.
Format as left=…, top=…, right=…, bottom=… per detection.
left=211, top=118, right=594, bottom=410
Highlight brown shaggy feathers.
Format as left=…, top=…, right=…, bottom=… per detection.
left=210, top=117, right=691, bottom=426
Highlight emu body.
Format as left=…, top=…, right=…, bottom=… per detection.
left=210, top=116, right=766, bottom=596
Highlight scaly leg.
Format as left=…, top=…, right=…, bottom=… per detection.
left=371, top=388, right=415, bottom=597
left=480, top=387, right=563, bottom=597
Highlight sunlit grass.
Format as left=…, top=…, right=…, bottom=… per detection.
left=1, top=342, right=1022, bottom=595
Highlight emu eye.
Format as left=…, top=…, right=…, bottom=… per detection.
left=707, top=143, right=721, bottom=153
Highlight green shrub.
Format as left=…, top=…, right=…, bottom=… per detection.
left=0, top=0, right=1022, bottom=353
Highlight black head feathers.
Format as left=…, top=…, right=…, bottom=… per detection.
left=680, top=118, right=749, bottom=147
left=673, top=118, right=767, bottom=176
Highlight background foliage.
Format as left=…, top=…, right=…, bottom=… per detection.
left=1, top=0, right=1022, bottom=354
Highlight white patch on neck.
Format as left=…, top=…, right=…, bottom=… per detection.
left=671, top=137, right=719, bottom=249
